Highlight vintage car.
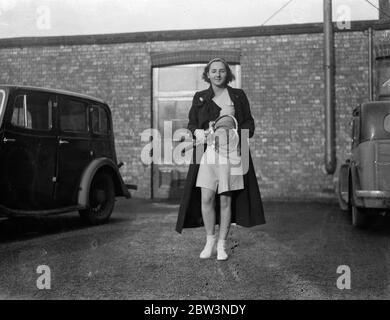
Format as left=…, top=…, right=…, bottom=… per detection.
left=0, top=85, right=134, bottom=224
left=337, top=101, right=390, bottom=227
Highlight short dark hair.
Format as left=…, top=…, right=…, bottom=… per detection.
left=202, top=58, right=235, bottom=85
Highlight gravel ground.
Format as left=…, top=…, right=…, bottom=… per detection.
left=0, top=198, right=390, bottom=300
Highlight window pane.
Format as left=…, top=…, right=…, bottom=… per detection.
left=91, top=107, right=99, bottom=132
left=11, top=93, right=52, bottom=130
left=158, top=65, right=209, bottom=92
left=11, top=95, right=25, bottom=127
left=26, top=93, right=52, bottom=130
left=385, top=114, right=390, bottom=133
left=157, top=64, right=240, bottom=92
left=91, top=105, right=108, bottom=134
left=60, top=98, right=88, bottom=132
left=0, top=91, right=4, bottom=114
left=154, top=64, right=241, bottom=141
left=99, top=108, right=108, bottom=133
left=157, top=99, right=192, bottom=133
left=352, top=116, right=360, bottom=147
left=378, top=59, right=390, bottom=96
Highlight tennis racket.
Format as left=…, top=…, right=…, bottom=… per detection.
left=182, top=114, right=239, bottom=154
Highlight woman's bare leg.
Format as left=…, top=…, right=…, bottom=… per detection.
left=199, top=187, right=217, bottom=258
left=217, top=192, right=232, bottom=261
left=201, top=187, right=216, bottom=235
left=219, top=192, right=232, bottom=240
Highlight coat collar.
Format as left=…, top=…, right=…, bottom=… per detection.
left=202, top=85, right=214, bottom=102
left=202, top=85, right=239, bottom=104
left=226, top=85, right=239, bottom=104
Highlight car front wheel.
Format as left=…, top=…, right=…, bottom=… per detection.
left=352, top=205, right=367, bottom=228
left=79, top=173, right=115, bottom=225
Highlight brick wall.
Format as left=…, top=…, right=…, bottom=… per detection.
left=0, top=29, right=387, bottom=200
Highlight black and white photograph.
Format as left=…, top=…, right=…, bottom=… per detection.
left=0, top=0, right=390, bottom=306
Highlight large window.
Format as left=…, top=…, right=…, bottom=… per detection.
left=11, top=92, right=53, bottom=130
left=151, top=63, right=241, bottom=198
left=153, top=63, right=241, bottom=134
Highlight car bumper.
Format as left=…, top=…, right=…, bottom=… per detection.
left=356, top=190, right=390, bottom=208
left=356, top=190, right=390, bottom=198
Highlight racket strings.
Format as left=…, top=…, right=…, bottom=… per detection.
left=209, top=116, right=239, bottom=155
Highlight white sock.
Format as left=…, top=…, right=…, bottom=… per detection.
left=199, top=234, right=217, bottom=259
left=217, top=239, right=228, bottom=261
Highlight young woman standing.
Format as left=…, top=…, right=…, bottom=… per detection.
left=176, top=58, right=265, bottom=261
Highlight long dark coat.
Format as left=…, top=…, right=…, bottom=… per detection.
left=175, top=85, right=266, bottom=233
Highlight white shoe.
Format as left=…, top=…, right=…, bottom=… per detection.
left=217, top=239, right=228, bottom=261
left=199, top=235, right=217, bottom=259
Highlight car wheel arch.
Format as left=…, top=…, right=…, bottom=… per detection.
left=78, top=158, right=127, bottom=207
left=337, top=163, right=351, bottom=211
left=349, top=163, right=364, bottom=208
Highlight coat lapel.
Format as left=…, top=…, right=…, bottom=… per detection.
left=199, top=85, right=243, bottom=126
left=203, top=85, right=214, bottom=102
left=226, top=86, right=243, bottom=123
left=199, top=86, right=219, bottom=126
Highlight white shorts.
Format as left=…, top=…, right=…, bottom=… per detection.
left=195, top=146, right=244, bottom=194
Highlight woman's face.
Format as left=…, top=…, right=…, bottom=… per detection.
left=207, top=61, right=227, bottom=88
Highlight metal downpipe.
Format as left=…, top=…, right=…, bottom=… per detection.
left=323, top=0, right=336, bottom=174
left=368, top=27, right=374, bottom=101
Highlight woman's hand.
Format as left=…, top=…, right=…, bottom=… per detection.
left=194, top=129, right=207, bottom=143
left=205, top=121, right=215, bottom=146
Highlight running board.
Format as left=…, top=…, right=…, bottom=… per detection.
left=0, top=204, right=85, bottom=218
left=126, top=184, right=138, bottom=190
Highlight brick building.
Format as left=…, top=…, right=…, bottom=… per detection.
left=2, top=13, right=390, bottom=200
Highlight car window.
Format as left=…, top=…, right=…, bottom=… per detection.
left=11, top=92, right=53, bottom=130
left=384, top=114, right=390, bottom=133
left=60, top=98, right=88, bottom=132
left=91, top=105, right=109, bottom=134
left=377, top=58, right=390, bottom=97
left=0, top=90, right=4, bottom=114
left=352, top=116, right=360, bottom=148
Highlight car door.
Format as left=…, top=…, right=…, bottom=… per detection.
left=55, top=95, right=92, bottom=206
left=0, top=90, right=57, bottom=210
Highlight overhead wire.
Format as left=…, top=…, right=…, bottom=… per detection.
left=260, top=0, right=295, bottom=26
left=364, top=0, right=390, bottom=20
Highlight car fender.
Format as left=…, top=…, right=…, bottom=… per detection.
left=350, top=161, right=364, bottom=207
left=78, top=158, right=130, bottom=207
left=337, top=163, right=350, bottom=210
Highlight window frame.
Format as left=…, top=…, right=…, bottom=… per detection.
left=0, top=89, right=6, bottom=128
left=58, top=95, right=90, bottom=134
left=384, top=113, right=390, bottom=134
left=152, top=63, right=241, bottom=136
left=90, top=103, right=110, bottom=136
left=153, top=63, right=241, bottom=97
left=8, top=91, right=54, bottom=132
left=0, top=89, right=5, bottom=118
left=351, top=114, right=361, bottom=149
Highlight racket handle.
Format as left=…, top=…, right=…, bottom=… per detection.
left=182, top=140, right=204, bottom=153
